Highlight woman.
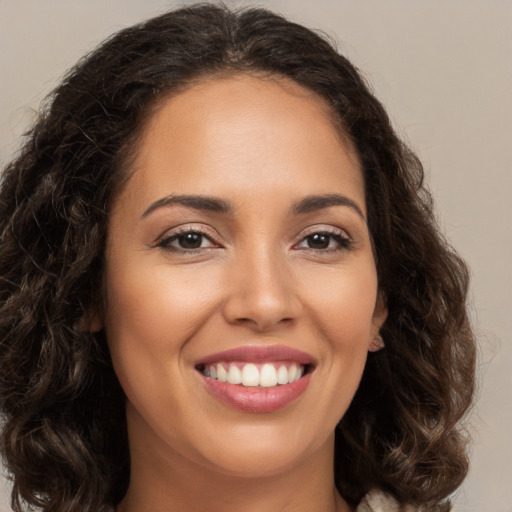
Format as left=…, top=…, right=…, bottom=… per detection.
left=0, top=4, right=475, bottom=512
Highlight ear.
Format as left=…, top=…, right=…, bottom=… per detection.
left=79, top=308, right=104, bottom=333
left=88, top=310, right=104, bottom=332
left=369, top=292, right=388, bottom=352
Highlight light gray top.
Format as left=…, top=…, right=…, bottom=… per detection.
left=357, top=490, right=423, bottom=512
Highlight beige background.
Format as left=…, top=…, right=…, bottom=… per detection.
left=1, top=1, right=511, bottom=511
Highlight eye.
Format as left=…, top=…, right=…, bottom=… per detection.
left=156, top=229, right=218, bottom=251
left=294, top=231, right=352, bottom=251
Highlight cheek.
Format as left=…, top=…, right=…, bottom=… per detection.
left=103, top=262, right=223, bottom=397
left=300, top=259, right=378, bottom=343
left=297, top=260, right=377, bottom=410
left=105, top=261, right=221, bottom=343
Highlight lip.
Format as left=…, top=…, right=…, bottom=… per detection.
left=196, top=345, right=316, bottom=366
left=195, top=345, right=315, bottom=413
left=199, top=373, right=311, bottom=413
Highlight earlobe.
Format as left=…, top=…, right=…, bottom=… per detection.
left=89, top=311, right=104, bottom=332
left=368, top=333, right=385, bottom=352
left=79, top=309, right=104, bottom=333
left=369, top=292, right=388, bottom=352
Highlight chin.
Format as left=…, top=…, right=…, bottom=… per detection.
left=191, top=424, right=334, bottom=480
left=203, top=449, right=307, bottom=479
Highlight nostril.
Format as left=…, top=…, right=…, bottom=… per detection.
left=221, top=273, right=302, bottom=331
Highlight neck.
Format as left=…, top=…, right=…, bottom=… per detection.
left=117, top=409, right=353, bottom=512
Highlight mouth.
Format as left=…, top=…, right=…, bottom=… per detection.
left=194, top=346, right=315, bottom=412
left=196, top=361, right=311, bottom=387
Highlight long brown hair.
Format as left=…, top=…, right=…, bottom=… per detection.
left=0, top=4, right=475, bottom=511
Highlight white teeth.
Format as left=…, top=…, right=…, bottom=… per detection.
left=277, top=365, right=288, bottom=384
left=227, top=365, right=242, bottom=384
left=203, top=362, right=307, bottom=387
left=260, top=364, right=278, bottom=387
left=217, top=364, right=227, bottom=382
left=241, top=363, right=260, bottom=386
left=288, top=363, right=298, bottom=382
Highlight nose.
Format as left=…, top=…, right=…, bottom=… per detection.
left=222, top=249, right=302, bottom=332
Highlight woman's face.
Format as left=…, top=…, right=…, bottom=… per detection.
left=102, top=74, right=386, bottom=479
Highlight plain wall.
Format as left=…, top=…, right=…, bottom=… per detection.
left=1, top=1, right=511, bottom=511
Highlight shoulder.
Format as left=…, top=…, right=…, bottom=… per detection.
left=357, top=489, right=426, bottom=512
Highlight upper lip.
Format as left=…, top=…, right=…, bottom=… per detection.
left=196, top=345, right=316, bottom=367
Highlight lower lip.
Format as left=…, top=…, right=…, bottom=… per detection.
left=199, top=373, right=311, bottom=413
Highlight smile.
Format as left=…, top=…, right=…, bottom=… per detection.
left=200, top=361, right=305, bottom=387
left=195, top=345, right=315, bottom=412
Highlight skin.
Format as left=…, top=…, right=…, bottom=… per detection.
left=100, top=74, right=387, bottom=512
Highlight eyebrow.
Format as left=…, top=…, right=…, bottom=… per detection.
left=141, top=194, right=233, bottom=218
left=290, top=194, right=366, bottom=220
left=141, top=193, right=365, bottom=221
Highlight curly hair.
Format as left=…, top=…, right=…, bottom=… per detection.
left=0, top=4, right=475, bottom=512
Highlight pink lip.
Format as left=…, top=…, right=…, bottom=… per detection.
left=200, top=373, right=311, bottom=413
left=195, top=345, right=315, bottom=413
left=196, top=345, right=315, bottom=366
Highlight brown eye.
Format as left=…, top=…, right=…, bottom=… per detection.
left=157, top=229, right=218, bottom=251
left=176, top=232, right=204, bottom=249
left=306, top=233, right=331, bottom=249
left=295, top=230, right=352, bottom=252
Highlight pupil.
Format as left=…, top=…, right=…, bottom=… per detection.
left=308, top=233, right=330, bottom=249
left=178, top=233, right=202, bottom=249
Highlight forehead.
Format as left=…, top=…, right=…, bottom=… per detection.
left=120, top=74, right=364, bottom=213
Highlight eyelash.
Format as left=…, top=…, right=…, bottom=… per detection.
left=155, top=227, right=352, bottom=254
left=293, top=229, right=352, bottom=252
left=155, top=227, right=218, bottom=253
